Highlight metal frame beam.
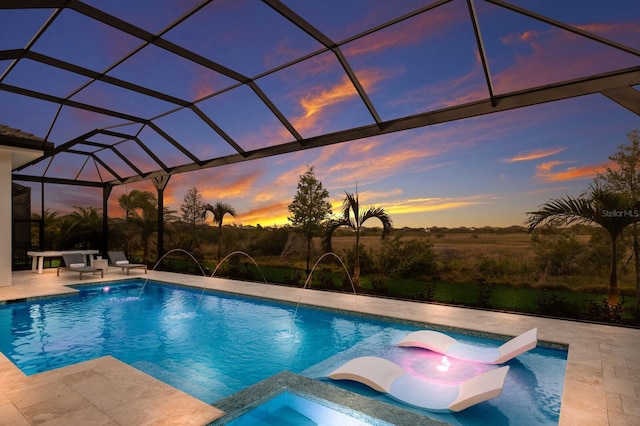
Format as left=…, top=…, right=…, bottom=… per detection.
left=65, top=65, right=638, bottom=186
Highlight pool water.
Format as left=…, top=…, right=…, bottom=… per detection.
left=0, top=279, right=566, bottom=425
left=224, top=391, right=391, bottom=426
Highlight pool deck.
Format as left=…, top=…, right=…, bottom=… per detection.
left=1, top=269, right=639, bottom=425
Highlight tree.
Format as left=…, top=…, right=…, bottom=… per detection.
left=203, top=202, right=237, bottom=261
left=287, top=165, right=332, bottom=274
left=530, top=228, right=586, bottom=276
left=322, top=191, right=393, bottom=285
left=32, top=209, right=61, bottom=250
left=118, top=190, right=158, bottom=262
left=595, top=129, right=640, bottom=311
left=180, top=186, right=206, bottom=226
left=64, top=206, right=103, bottom=249
left=526, top=185, right=640, bottom=306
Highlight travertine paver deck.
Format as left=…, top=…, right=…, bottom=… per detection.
left=2, top=269, right=639, bottom=425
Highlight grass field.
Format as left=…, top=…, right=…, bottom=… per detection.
left=160, top=227, right=639, bottom=324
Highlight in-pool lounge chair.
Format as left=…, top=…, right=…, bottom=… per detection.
left=108, top=251, right=147, bottom=275
left=328, top=356, right=509, bottom=412
left=57, top=253, right=103, bottom=279
left=397, top=328, right=537, bottom=364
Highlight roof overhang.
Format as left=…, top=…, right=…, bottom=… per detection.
left=0, top=127, right=54, bottom=169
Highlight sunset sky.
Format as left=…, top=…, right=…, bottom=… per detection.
left=2, top=0, right=639, bottom=229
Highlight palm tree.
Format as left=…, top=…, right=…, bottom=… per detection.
left=203, top=202, right=237, bottom=261
left=33, top=209, right=61, bottom=249
left=118, top=190, right=158, bottom=262
left=526, top=185, right=640, bottom=306
left=322, top=191, right=393, bottom=285
left=65, top=206, right=103, bottom=249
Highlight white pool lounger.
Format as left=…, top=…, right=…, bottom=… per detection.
left=397, top=328, right=538, bottom=364
left=328, top=356, right=510, bottom=412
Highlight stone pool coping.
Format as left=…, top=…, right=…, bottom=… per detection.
left=0, top=353, right=223, bottom=425
left=2, top=269, right=639, bottom=425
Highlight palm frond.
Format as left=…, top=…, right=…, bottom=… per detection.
left=321, top=218, right=353, bottom=252
left=342, top=192, right=358, bottom=220
left=526, top=195, right=596, bottom=231
left=361, top=207, right=393, bottom=237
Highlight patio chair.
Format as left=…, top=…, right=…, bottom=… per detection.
left=108, top=251, right=147, bottom=275
left=397, top=328, right=537, bottom=364
left=328, top=356, right=510, bottom=412
left=57, top=252, right=103, bottom=279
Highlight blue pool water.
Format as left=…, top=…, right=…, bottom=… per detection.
left=0, top=279, right=566, bottom=425
left=225, top=391, right=391, bottom=426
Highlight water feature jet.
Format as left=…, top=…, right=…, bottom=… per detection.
left=288, top=252, right=358, bottom=336
left=193, top=251, right=268, bottom=313
left=137, top=249, right=208, bottom=298
left=210, top=251, right=268, bottom=284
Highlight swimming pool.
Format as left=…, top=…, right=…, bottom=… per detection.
left=224, top=391, right=391, bottom=426
left=0, top=279, right=566, bottom=425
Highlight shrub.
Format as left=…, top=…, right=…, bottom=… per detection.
left=217, top=257, right=260, bottom=281
left=535, top=290, right=579, bottom=318
left=370, top=275, right=389, bottom=294
left=477, top=278, right=494, bottom=308
left=585, top=298, right=626, bottom=324
left=283, top=269, right=305, bottom=286
left=247, top=227, right=290, bottom=256
left=375, top=237, right=438, bottom=279
left=531, top=228, right=585, bottom=276
left=313, top=268, right=337, bottom=289
left=414, top=282, right=437, bottom=302
left=342, top=244, right=375, bottom=275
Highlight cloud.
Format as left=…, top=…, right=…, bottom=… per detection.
left=389, top=49, right=488, bottom=112
left=289, top=69, right=387, bottom=135
left=235, top=200, right=290, bottom=226
left=191, top=68, right=221, bottom=100
left=492, top=22, right=639, bottom=93
left=499, top=29, right=549, bottom=45
left=575, top=22, right=640, bottom=38
left=502, top=147, right=567, bottom=162
left=535, top=160, right=605, bottom=182
left=343, top=6, right=466, bottom=57
left=169, top=166, right=264, bottom=203
left=382, top=194, right=496, bottom=216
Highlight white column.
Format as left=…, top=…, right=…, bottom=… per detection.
left=0, top=151, right=11, bottom=286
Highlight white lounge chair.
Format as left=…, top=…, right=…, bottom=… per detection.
left=328, top=356, right=510, bottom=412
left=397, top=328, right=537, bottom=364
left=108, top=251, right=147, bottom=275
left=57, top=253, right=103, bottom=279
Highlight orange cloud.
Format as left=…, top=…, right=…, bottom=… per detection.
left=169, top=167, right=263, bottom=202
left=320, top=192, right=493, bottom=223
left=382, top=194, right=495, bottom=216
left=288, top=68, right=386, bottom=136
left=535, top=160, right=605, bottom=182
left=192, top=74, right=218, bottom=100
left=328, top=189, right=404, bottom=207
left=206, top=173, right=259, bottom=199
left=500, top=29, right=549, bottom=45
left=576, top=22, right=640, bottom=37
left=235, top=201, right=290, bottom=226
left=299, top=78, right=357, bottom=120
left=503, top=147, right=566, bottom=162
left=273, top=164, right=315, bottom=187
left=343, top=5, right=465, bottom=57
left=492, top=22, right=639, bottom=94
left=322, top=134, right=453, bottom=187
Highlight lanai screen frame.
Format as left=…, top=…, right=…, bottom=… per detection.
left=2, top=0, right=639, bottom=259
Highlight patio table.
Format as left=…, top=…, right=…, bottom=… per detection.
left=27, top=250, right=100, bottom=274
